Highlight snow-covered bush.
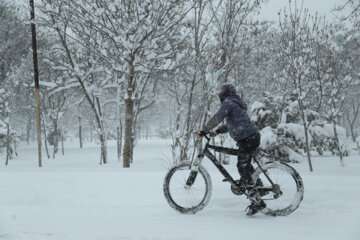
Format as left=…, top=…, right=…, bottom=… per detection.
left=251, top=93, right=349, bottom=162
left=250, top=93, right=284, bottom=129
left=309, top=123, right=348, bottom=156
left=0, top=120, right=7, bottom=146
left=258, top=125, right=304, bottom=163
left=0, top=119, right=16, bottom=159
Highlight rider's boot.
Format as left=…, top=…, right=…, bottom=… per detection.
left=254, top=178, right=269, bottom=197
left=240, top=177, right=270, bottom=197
left=245, top=180, right=267, bottom=216
left=246, top=199, right=266, bottom=216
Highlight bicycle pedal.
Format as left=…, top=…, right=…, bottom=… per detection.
left=222, top=178, right=229, bottom=182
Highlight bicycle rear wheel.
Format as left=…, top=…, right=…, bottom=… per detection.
left=163, top=162, right=212, bottom=214
left=252, top=162, right=304, bottom=216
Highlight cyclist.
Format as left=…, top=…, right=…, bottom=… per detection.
left=198, top=84, right=265, bottom=216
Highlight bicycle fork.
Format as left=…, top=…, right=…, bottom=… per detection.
left=185, top=153, right=204, bottom=189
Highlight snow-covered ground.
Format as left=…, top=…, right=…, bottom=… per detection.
left=0, top=139, right=359, bottom=240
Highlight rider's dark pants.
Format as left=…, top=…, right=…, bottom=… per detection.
left=236, top=133, right=260, bottom=182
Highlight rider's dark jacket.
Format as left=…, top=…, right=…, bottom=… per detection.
left=203, top=85, right=258, bottom=142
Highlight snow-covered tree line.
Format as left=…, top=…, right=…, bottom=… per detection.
left=0, top=2, right=29, bottom=164
left=32, top=0, right=191, bottom=166
left=1, top=0, right=360, bottom=168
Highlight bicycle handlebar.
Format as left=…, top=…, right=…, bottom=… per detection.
left=195, top=132, right=211, bottom=142
left=203, top=134, right=210, bottom=141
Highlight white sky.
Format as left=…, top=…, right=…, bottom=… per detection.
left=10, top=0, right=346, bottom=23
left=259, top=0, right=344, bottom=21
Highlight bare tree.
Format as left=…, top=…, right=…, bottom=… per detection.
left=44, top=90, right=67, bottom=159
left=277, top=0, right=323, bottom=171
left=39, top=0, right=114, bottom=164
left=345, top=99, right=360, bottom=142
left=40, top=0, right=191, bottom=167
left=321, top=31, right=354, bottom=166
left=166, top=0, right=214, bottom=163
left=209, top=0, right=263, bottom=83
left=336, top=0, right=360, bottom=30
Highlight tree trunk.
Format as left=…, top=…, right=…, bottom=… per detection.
left=95, top=96, right=107, bottom=165
left=98, top=130, right=107, bottom=165
left=13, top=135, right=17, bottom=157
left=181, top=75, right=197, bottom=162
left=350, top=127, right=356, bottom=143
left=52, top=121, right=58, bottom=159
left=123, top=58, right=135, bottom=168
left=5, top=122, right=10, bottom=166
left=123, top=97, right=134, bottom=168
left=116, top=126, right=122, bottom=162
left=298, top=101, right=313, bottom=172
left=78, top=116, right=83, bottom=148
left=119, top=123, right=123, bottom=159
left=117, top=117, right=123, bottom=164
left=26, top=114, right=32, bottom=145
left=61, top=129, right=65, bottom=156
left=90, top=124, right=93, bottom=143
left=116, top=85, right=122, bottom=162
left=171, top=104, right=182, bottom=163
left=332, top=120, right=345, bottom=167
left=41, top=115, right=50, bottom=159
left=131, top=112, right=141, bottom=164
left=302, top=121, right=313, bottom=171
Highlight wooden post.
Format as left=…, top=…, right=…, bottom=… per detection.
left=90, top=124, right=93, bottom=142
left=5, top=121, right=10, bottom=166
left=78, top=116, right=83, bottom=148
left=26, top=115, right=31, bottom=144
left=41, top=113, right=50, bottom=159
left=29, top=0, right=42, bottom=167
left=61, top=129, right=65, bottom=156
left=116, top=84, right=122, bottom=162
left=117, top=126, right=121, bottom=161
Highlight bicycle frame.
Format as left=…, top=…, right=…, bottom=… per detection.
left=203, top=144, right=239, bottom=186
left=187, top=136, right=243, bottom=187
left=187, top=135, right=275, bottom=189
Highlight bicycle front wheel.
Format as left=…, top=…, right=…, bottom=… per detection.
left=252, top=162, right=304, bottom=216
left=163, top=162, right=212, bottom=214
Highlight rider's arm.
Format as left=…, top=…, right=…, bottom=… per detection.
left=203, top=100, right=231, bottom=133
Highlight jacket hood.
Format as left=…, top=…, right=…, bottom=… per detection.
left=218, top=84, right=236, bottom=102
left=227, top=95, right=248, bottom=110
left=218, top=84, right=247, bottom=110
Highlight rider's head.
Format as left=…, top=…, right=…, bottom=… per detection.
left=218, top=84, right=237, bottom=103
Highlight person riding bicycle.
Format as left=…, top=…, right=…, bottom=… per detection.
left=198, top=84, right=266, bottom=216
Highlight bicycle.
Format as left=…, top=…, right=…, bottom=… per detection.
left=163, top=133, right=304, bottom=216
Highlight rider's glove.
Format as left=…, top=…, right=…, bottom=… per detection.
left=197, top=130, right=207, bottom=137
left=197, top=130, right=217, bottom=137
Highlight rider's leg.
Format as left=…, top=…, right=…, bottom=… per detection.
left=237, top=153, right=255, bottom=184
left=237, top=133, right=267, bottom=215
left=246, top=199, right=266, bottom=216
left=236, top=133, right=260, bottom=184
